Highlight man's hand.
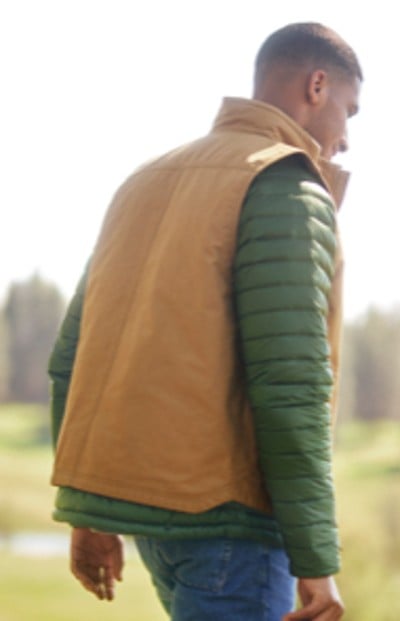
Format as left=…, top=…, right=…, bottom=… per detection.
left=282, top=576, right=344, bottom=621
left=70, top=527, right=124, bottom=601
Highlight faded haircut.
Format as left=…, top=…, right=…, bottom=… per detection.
left=255, top=23, right=363, bottom=82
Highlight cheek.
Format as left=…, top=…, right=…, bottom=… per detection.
left=318, top=114, right=338, bottom=149
left=329, top=101, right=347, bottom=138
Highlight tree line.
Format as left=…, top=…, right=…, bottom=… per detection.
left=0, top=273, right=399, bottom=420
left=339, top=307, right=400, bottom=421
left=0, top=274, right=65, bottom=403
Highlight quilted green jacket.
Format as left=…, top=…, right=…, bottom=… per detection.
left=49, top=155, right=340, bottom=577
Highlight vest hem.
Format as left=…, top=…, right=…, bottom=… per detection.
left=51, top=470, right=271, bottom=514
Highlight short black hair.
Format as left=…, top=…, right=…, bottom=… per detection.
left=255, top=23, right=363, bottom=81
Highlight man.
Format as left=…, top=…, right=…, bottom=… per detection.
left=49, top=23, right=362, bottom=621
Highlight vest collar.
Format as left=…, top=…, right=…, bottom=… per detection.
left=212, top=97, right=349, bottom=209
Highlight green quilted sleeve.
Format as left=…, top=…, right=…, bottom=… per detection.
left=234, top=155, right=340, bottom=577
left=48, top=266, right=88, bottom=449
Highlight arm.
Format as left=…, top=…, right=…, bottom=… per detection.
left=48, top=265, right=125, bottom=598
left=234, top=157, right=341, bottom=576
left=234, top=158, right=344, bottom=618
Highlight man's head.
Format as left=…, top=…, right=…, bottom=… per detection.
left=253, top=23, right=362, bottom=159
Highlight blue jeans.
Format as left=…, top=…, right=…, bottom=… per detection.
left=135, top=536, right=296, bottom=621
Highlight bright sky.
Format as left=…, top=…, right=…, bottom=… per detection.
left=1, top=0, right=398, bottom=319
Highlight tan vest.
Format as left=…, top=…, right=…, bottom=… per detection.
left=52, top=98, right=347, bottom=514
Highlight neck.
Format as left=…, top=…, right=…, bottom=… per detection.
left=253, top=66, right=310, bottom=128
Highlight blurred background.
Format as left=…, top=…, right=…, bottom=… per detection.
left=1, top=1, right=400, bottom=620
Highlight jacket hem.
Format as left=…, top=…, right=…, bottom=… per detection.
left=52, top=508, right=284, bottom=548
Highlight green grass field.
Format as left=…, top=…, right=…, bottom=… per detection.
left=334, top=422, right=400, bottom=621
left=1, top=403, right=400, bottom=620
left=0, top=549, right=168, bottom=621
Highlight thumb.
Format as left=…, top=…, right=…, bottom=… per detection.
left=282, top=601, right=319, bottom=621
left=110, top=551, right=123, bottom=581
left=113, top=539, right=124, bottom=582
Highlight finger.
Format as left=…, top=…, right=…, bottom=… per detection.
left=283, top=601, right=344, bottom=621
left=110, top=537, right=124, bottom=581
left=96, top=581, right=108, bottom=601
left=115, top=546, right=124, bottom=581
left=76, top=572, right=105, bottom=600
left=312, top=602, right=344, bottom=621
left=100, top=566, right=115, bottom=601
left=71, top=561, right=107, bottom=600
left=282, top=601, right=323, bottom=620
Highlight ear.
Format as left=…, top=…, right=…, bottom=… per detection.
left=306, top=69, right=328, bottom=106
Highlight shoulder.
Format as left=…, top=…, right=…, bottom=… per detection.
left=242, top=154, right=336, bottom=227
left=253, top=153, right=325, bottom=187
